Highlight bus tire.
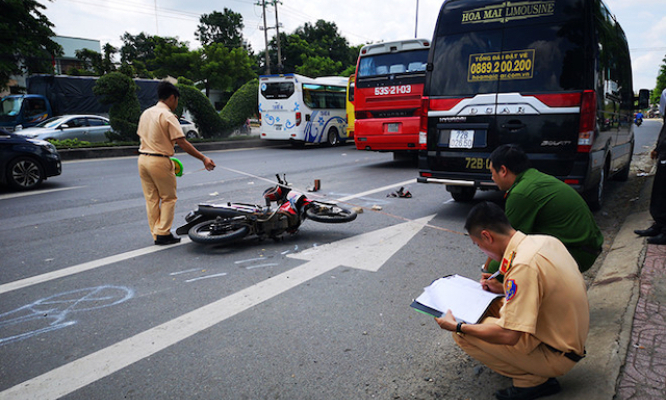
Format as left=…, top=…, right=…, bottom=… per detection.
left=327, top=128, right=339, bottom=147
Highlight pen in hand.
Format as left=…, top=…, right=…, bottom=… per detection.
left=486, top=270, right=501, bottom=281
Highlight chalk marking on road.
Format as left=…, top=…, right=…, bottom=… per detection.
left=0, top=239, right=190, bottom=295
left=185, top=272, right=228, bottom=283
left=0, top=215, right=435, bottom=400
left=0, top=186, right=83, bottom=201
left=0, top=286, right=133, bottom=346
left=0, top=179, right=418, bottom=295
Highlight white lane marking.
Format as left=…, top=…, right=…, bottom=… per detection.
left=0, top=186, right=83, bottom=201
left=168, top=268, right=200, bottom=276
left=0, top=215, right=434, bottom=400
left=0, top=178, right=416, bottom=295
left=0, top=239, right=190, bottom=295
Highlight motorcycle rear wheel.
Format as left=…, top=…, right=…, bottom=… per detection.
left=305, top=201, right=357, bottom=223
left=188, top=219, right=250, bottom=245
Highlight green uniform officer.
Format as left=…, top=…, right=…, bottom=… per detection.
left=486, top=144, right=603, bottom=274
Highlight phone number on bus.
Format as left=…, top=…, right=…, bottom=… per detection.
left=374, top=85, right=412, bottom=96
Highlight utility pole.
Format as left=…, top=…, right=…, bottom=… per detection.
left=415, top=0, right=419, bottom=38
left=273, top=0, right=283, bottom=73
left=261, top=0, right=271, bottom=74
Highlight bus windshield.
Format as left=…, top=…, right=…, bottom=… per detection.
left=261, top=81, right=295, bottom=99
left=357, top=49, right=428, bottom=78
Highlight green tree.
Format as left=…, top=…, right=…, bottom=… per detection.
left=119, top=32, right=189, bottom=78
left=72, top=48, right=103, bottom=75
left=0, top=0, right=63, bottom=89
left=151, top=41, right=194, bottom=79
left=93, top=72, right=141, bottom=141
left=650, top=55, right=666, bottom=105
left=177, top=82, right=227, bottom=138
left=296, top=55, right=342, bottom=77
left=192, top=43, right=256, bottom=97
left=195, top=9, right=244, bottom=48
left=261, top=20, right=357, bottom=77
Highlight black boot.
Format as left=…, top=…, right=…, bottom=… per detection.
left=495, top=378, right=561, bottom=400
left=634, top=224, right=662, bottom=237
left=155, top=233, right=181, bottom=245
left=647, top=232, right=666, bottom=245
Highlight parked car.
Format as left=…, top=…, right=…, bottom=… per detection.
left=179, top=118, right=200, bottom=139
left=17, top=115, right=113, bottom=143
left=0, top=128, right=62, bottom=190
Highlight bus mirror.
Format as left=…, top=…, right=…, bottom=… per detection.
left=637, top=89, right=650, bottom=109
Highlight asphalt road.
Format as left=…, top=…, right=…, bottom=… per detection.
left=0, top=122, right=659, bottom=399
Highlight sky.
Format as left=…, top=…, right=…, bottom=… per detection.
left=40, top=0, right=666, bottom=90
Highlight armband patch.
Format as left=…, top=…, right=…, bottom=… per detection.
left=505, top=279, right=518, bottom=302
left=500, top=251, right=516, bottom=274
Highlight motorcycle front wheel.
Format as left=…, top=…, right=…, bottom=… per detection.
left=188, top=219, right=250, bottom=245
left=305, top=201, right=357, bottom=223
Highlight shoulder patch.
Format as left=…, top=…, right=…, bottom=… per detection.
left=500, top=251, right=516, bottom=274
left=505, top=279, right=518, bottom=302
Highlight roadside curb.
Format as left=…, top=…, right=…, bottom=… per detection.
left=57, top=137, right=288, bottom=161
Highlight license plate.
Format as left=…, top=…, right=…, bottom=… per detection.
left=387, top=123, right=400, bottom=133
left=449, top=130, right=474, bottom=149
left=275, top=124, right=282, bottom=131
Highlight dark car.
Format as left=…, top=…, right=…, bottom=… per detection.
left=0, top=128, right=62, bottom=190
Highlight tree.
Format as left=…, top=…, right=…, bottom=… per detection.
left=192, top=43, right=256, bottom=97
left=296, top=55, right=342, bottom=77
left=119, top=32, right=189, bottom=78
left=151, top=41, right=194, bottom=79
left=650, top=55, right=666, bottom=105
left=195, top=9, right=244, bottom=48
left=0, top=0, right=63, bottom=89
left=261, top=20, right=357, bottom=77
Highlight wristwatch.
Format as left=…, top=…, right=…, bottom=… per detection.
left=456, top=321, right=465, bottom=334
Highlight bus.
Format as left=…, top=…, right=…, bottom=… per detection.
left=346, top=75, right=355, bottom=140
left=353, top=39, right=430, bottom=156
left=258, top=73, right=349, bottom=147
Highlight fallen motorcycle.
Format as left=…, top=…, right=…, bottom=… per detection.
left=176, top=175, right=357, bottom=245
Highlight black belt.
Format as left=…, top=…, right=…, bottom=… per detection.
left=545, top=344, right=585, bottom=362
left=139, top=152, right=170, bottom=158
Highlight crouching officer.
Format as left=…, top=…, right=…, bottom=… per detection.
left=436, top=202, right=588, bottom=400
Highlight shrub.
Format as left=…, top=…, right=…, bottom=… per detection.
left=93, top=72, right=141, bottom=141
left=177, top=83, right=228, bottom=138
left=219, top=79, right=258, bottom=131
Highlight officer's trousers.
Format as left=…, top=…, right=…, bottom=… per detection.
left=138, top=155, right=177, bottom=239
left=451, top=302, right=577, bottom=388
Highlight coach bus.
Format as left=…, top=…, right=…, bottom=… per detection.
left=258, top=73, right=348, bottom=147
left=346, top=75, right=355, bottom=140
left=353, top=39, right=430, bottom=156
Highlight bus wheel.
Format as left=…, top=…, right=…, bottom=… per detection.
left=327, top=128, right=339, bottom=147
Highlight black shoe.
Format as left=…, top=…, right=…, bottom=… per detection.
left=155, top=233, right=181, bottom=245
left=647, top=233, right=666, bottom=245
left=634, top=224, right=662, bottom=237
left=495, top=378, right=561, bottom=400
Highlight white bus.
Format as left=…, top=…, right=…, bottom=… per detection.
left=258, top=73, right=349, bottom=147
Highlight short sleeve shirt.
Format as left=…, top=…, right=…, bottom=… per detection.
left=505, top=168, right=603, bottom=270
left=496, top=231, right=589, bottom=356
left=137, top=102, right=184, bottom=156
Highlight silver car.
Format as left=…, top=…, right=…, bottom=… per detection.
left=179, top=118, right=200, bottom=139
left=18, top=115, right=113, bottom=143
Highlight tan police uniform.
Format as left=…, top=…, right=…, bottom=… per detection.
left=453, top=231, right=589, bottom=388
left=137, top=102, right=185, bottom=239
